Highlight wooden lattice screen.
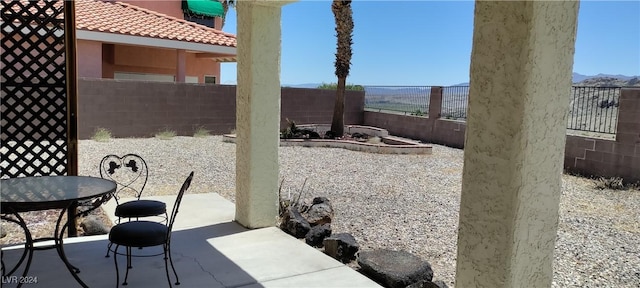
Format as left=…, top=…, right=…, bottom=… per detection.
left=1, top=0, right=77, bottom=179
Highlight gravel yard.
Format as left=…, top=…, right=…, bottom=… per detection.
left=4, top=135, right=638, bottom=287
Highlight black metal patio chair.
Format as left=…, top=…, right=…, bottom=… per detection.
left=99, top=154, right=167, bottom=257
left=108, top=171, right=194, bottom=287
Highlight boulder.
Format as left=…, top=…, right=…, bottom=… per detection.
left=280, top=206, right=311, bottom=238
left=406, top=280, right=449, bottom=288
left=433, top=280, right=449, bottom=288
left=357, top=249, right=433, bottom=288
left=80, top=215, right=110, bottom=235
left=323, top=233, right=359, bottom=263
left=303, top=197, right=333, bottom=226
left=305, top=223, right=332, bottom=247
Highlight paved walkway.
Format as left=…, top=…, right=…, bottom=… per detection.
left=1, top=193, right=381, bottom=288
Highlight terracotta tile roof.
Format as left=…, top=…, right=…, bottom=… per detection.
left=75, top=0, right=236, bottom=48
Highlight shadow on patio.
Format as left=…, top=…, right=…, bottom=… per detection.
left=1, top=194, right=380, bottom=288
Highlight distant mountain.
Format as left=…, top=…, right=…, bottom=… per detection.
left=283, top=83, right=322, bottom=88
left=574, top=76, right=640, bottom=87
left=573, top=73, right=639, bottom=83
left=283, top=73, right=639, bottom=89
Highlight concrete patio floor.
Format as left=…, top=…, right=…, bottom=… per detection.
left=1, top=193, right=380, bottom=288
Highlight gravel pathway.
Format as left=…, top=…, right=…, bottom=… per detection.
left=78, top=136, right=640, bottom=288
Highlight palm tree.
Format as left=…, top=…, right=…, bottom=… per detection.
left=219, top=0, right=235, bottom=29
left=330, top=0, right=354, bottom=137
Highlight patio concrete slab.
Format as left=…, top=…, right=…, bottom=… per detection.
left=1, top=193, right=382, bottom=288
left=102, top=193, right=236, bottom=229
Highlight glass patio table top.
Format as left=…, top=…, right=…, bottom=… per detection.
left=1, top=176, right=116, bottom=212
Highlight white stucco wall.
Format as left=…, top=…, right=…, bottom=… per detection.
left=235, top=1, right=295, bottom=228
left=456, top=1, right=579, bottom=287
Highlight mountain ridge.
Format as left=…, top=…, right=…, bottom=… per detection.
left=284, top=73, right=639, bottom=88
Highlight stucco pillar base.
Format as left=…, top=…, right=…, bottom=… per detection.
left=234, top=1, right=289, bottom=228
left=455, top=1, right=579, bottom=287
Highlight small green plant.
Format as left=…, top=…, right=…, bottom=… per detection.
left=91, top=127, right=112, bottom=142
left=316, top=82, right=364, bottom=91
left=229, top=128, right=236, bottom=135
left=411, top=109, right=425, bottom=116
left=155, top=129, right=176, bottom=140
left=367, top=136, right=382, bottom=144
left=594, top=177, right=626, bottom=190
left=193, top=126, right=210, bottom=138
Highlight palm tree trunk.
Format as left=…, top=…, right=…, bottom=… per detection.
left=331, top=77, right=346, bottom=136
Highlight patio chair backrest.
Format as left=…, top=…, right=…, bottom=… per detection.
left=166, top=171, right=194, bottom=240
left=99, top=154, right=149, bottom=203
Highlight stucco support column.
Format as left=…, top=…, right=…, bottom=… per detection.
left=455, top=1, right=579, bottom=287
left=235, top=0, right=295, bottom=228
left=176, top=49, right=186, bottom=83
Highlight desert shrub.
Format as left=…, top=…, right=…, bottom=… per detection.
left=193, top=126, right=210, bottom=138
left=91, top=128, right=112, bottom=142
left=594, top=177, right=626, bottom=190
left=278, top=178, right=309, bottom=218
left=280, top=118, right=299, bottom=139
left=155, top=129, right=176, bottom=140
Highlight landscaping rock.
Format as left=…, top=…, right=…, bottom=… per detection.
left=406, top=280, right=448, bottom=288
left=280, top=206, right=311, bottom=238
left=432, top=280, right=449, bottom=288
left=305, top=223, right=332, bottom=247
left=80, top=215, right=110, bottom=235
left=323, top=233, right=359, bottom=263
left=304, top=197, right=333, bottom=226
left=1, top=224, right=6, bottom=238
left=357, top=249, right=433, bottom=288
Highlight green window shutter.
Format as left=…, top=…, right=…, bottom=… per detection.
left=183, top=0, right=224, bottom=18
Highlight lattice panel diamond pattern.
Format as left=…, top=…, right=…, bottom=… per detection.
left=1, top=0, right=68, bottom=178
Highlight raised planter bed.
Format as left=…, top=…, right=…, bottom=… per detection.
left=222, top=125, right=432, bottom=155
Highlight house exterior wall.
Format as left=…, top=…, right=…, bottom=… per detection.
left=77, top=40, right=102, bottom=78
left=77, top=42, right=221, bottom=82
left=76, top=0, right=225, bottom=82
left=118, top=0, right=224, bottom=29
left=77, top=78, right=364, bottom=139
left=112, top=45, right=220, bottom=81
left=120, top=1, right=183, bottom=18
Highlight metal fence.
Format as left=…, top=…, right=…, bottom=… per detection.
left=442, top=86, right=469, bottom=120
left=568, top=86, right=620, bottom=134
left=365, top=85, right=623, bottom=135
left=363, top=86, right=431, bottom=116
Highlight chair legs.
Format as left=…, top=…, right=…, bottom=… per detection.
left=105, top=242, right=113, bottom=257
left=113, top=245, right=120, bottom=287
left=112, top=244, right=179, bottom=287
left=165, top=243, right=180, bottom=285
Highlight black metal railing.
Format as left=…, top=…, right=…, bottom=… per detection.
left=365, top=84, right=622, bottom=135
left=364, top=86, right=431, bottom=116
left=442, top=86, right=469, bottom=120
left=568, top=86, right=620, bottom=134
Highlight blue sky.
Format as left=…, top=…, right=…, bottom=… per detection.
left=220, top=1, right=640, bottom=86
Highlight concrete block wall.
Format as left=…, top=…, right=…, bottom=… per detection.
left=564, top=89, right=640, bottom=183
left=280, top=87, right=364, bottom=129
left=364, top=87, right=639, bottom=183
left=363, top=87, right=466, bottom=148
left=78, top=78, right=364, bottom=139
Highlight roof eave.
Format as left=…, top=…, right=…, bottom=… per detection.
left=77, top=30, right=237, bottom=55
